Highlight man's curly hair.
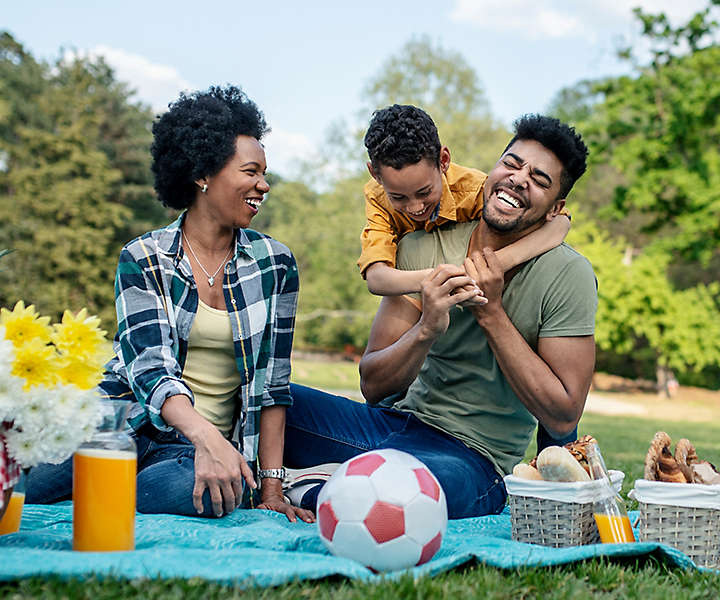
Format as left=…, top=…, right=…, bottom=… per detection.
left=364, top=104, right=441, bottom=172
left=504, top=114, right=588, bottom=199
left=151, top=85, right=269, bottom=209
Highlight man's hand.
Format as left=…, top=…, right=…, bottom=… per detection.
left=463, top=248, right=505, bottom=323
left=418, top=263, right=481, bottom=339
left=192, top=425, right=257, bottom=516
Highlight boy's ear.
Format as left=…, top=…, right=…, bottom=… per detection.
left=546, top=199, right=566, bottom=221
left=439, top=146, right=451, bottom=174
left=367, top=161, right=382, bottom=183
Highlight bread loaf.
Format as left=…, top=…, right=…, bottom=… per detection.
left=536, top=446, right=591, bottom=482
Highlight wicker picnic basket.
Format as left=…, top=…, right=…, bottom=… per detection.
left=505, top=471, right=625, bottom=548
left=633, top=480, right=720, bottom=568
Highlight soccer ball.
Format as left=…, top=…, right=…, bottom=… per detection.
left=316, top=449, right=447, bottom=571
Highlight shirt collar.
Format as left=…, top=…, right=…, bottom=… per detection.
left=154, top=212, right=255, bottom=262
left=424, top=171, right=457, bottom=230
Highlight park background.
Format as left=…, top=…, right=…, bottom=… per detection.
left=2, top=1, right=720, bottom=395
left=3, top=2, right=720, bottom=597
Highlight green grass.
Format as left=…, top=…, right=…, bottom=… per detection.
left=4, top=363, right=720, bottom=598
left=291, top=357, right=361, bottom=396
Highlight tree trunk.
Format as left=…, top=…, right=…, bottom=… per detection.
left=656, top=364, right=678, bottom=398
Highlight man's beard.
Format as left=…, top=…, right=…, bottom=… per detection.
left=482, top=201, right=547, bottom=233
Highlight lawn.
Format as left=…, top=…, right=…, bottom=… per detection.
left=3, top=359, right=719, bottom=599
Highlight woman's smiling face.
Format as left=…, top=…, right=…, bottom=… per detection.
left=198, top=135, right=270, bottom=229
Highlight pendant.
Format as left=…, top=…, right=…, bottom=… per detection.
left=208, top=277, right=214, bottom=287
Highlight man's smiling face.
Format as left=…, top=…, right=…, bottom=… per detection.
left=482, top=139, right=565, bottom=234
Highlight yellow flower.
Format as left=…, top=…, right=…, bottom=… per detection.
left=11, top=338, right=59, bottom=390
left=52, top=308, right=108, bottom=361
left=0, top=301, right=52, bottom=348
left=56, top=355, right=104, bottom=390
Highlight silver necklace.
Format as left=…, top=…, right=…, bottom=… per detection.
left=182, top=232, right=233, bottom=287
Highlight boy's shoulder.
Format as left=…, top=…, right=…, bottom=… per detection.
left=445, top=163, right=487, bottom=192
left=364, top=176, right=384, bottom=202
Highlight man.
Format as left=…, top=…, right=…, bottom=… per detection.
left=284, top=114, right=597, bottom=518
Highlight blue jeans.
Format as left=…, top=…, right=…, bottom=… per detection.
left=284, top=384, right=507, bottom=519
left=25, top=425, right=253, bottom=516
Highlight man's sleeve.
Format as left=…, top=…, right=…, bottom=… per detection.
left=538, top=255, right=598, bottom=338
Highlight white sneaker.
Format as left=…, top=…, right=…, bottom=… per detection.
left=282, top=463, right=341, bottom=492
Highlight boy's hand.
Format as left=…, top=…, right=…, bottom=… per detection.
left=456, top=282, right=488, bottom=307
left=418, top=264, right=479, bottom=340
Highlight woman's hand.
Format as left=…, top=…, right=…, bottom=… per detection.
left=192, top=424, right=256, bottom=516
left=161, top=394, right=256, bottom=517
left=257, top=481, right=315, bottom=523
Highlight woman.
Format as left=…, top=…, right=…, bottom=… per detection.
left=27, top=85, right=313, bottom=523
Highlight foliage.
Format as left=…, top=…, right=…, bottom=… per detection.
left=584, top=3, right=720, bottom=262
left=0, top=32, right=165, bottom=328
left=569, top=219, right=720, bottom=383
left=363, top=35, right=510, bottom=173
left=306, top=36, right=512, bottom=188
left=262, top=177, right=379, bottom=350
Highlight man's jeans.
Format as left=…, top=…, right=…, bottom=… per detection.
left=285, top=384, right=508, bottom=519
left=25, top=425, right=247, bottom=516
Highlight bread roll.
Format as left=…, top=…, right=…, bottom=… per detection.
left=512, top=463, right=543, bottom=480
left=536, top=446, right=591, bottom=482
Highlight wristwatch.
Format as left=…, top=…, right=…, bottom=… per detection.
left=258, top=467, right=286, bottom=480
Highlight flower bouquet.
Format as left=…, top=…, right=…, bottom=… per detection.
left=0, top=301, right=109, bottom=513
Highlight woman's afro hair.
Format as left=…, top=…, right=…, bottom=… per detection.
left=151, top=85, right=269, bottom=209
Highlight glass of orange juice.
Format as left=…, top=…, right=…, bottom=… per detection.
left=73, top=400, right=137, bottom=552
left=0, top=471, right=26, bottom=535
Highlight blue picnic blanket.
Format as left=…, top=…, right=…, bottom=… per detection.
left=0, top=504, right=704, bottom=587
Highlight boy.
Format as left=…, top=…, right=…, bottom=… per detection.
left=359, top=104, right=570, bottom=296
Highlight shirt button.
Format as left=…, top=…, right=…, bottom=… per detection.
left=231, top=299, right=237, bottom=305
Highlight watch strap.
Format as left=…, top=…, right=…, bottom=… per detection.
left=258, top=467, right=286, bottom=480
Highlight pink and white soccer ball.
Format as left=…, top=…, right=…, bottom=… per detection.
left=316, top=448, right=448, bottom=571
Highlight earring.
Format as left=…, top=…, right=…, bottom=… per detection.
left=201, top=184, right=208, bottom=193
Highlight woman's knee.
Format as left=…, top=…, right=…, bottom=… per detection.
left=136, top=455, right=213, bottom=516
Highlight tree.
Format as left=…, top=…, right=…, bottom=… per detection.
left=0, top=33, right=165, bottom=327
left=262, top=177, right=379, bottom=351
left=569, top=218, right=720, bottom=390
left=363, top=36, right=510, bottom=173
left=584, top=2, right=720, bottom=263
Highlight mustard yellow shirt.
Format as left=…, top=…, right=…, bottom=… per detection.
left=183, top=300, right=242, bottom=438
left=357, top=162, right=487, bottom=276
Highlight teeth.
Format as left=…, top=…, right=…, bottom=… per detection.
left=246, top=198, right=263, bottom=209
left=497, top=191, right=520, bottom=208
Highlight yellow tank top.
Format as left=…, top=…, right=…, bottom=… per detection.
left=183, top=300, right=242, bottom=438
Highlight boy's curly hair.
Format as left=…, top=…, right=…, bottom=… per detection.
left=364, top=104, right=441, bottom=172
left=151, top=85, right=269, bottom=209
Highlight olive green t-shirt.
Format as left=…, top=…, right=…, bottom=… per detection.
left=394, top=221, right=598, bottom=476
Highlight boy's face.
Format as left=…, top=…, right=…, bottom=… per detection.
left=369, top=147, right=451, bottom=223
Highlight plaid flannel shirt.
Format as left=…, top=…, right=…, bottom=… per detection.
left=99, top=214, right=298, bottom=462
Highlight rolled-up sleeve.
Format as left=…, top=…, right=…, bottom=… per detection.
left=261, top=252, right=298, bottom=407
left=115, top=246, right=193, bottom=430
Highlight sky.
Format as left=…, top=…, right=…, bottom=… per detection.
left=2, top=0, right=711, bottom=178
